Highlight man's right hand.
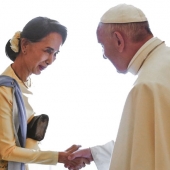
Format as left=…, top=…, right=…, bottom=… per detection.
left=65, top=148, right=93, bottom=169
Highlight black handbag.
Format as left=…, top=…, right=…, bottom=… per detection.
left=27, top=114, right=49, bottom=141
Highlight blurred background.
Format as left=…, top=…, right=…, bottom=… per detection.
left=0, top=0, right=170, bottom=169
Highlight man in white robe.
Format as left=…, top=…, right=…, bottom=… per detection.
left=67, top=3, right=170, bottom=170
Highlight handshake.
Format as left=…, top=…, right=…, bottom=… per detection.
left=58, top=145, right=93, bottom=170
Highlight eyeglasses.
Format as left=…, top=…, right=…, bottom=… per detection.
left=102, top=47, right=107, bottom=59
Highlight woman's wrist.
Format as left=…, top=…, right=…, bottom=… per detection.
left=58, top=152, right=67, bottom=163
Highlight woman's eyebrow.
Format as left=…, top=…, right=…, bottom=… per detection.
left=46, top=47, right=60, bottom=53
left=46, top=47, right=54, bottom=50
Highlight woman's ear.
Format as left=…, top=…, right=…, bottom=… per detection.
left=112, top=31, right=124, bottom=52
left=21, top=38, right=29, bottom=54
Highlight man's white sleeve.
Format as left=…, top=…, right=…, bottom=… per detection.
left=90, top=140, right=114, bottom=170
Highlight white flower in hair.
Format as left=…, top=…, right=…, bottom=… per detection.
left=10, top=31, right=21, bottom=53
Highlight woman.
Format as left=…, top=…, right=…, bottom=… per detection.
left=0, top=17, right=89, bottom=170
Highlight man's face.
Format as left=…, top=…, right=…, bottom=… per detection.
left=97, top=23, right=115, bottom=60
left=96, top=23, right=127, bottom=74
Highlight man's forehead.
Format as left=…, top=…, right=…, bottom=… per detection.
left=97, top=23, right=105, bottom=35
left=96, top=24, right=104, bottom=43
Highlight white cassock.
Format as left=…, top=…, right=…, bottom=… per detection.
left=91, top=37, right=170, bottom=170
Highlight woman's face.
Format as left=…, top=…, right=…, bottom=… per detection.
left=23, top=32, right=63, bottom=75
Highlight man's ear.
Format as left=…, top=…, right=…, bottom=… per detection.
left=112, top=31, right=124, bottom=52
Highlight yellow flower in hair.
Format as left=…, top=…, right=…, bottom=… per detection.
left=10, top=31, right=21, bottom=53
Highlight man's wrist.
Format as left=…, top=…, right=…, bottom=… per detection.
left=88, top=148, right=94, bottom=161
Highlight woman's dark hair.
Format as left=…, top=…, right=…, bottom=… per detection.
left=5, top=17, right=67, bottom=61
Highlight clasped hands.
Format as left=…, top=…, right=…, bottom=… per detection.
left=59, top=145, right=93, bottom=170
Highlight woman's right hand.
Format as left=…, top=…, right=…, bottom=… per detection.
left=58, top=145, right=90, bottom=170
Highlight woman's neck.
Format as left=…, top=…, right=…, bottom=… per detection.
left=11, top=58, right=30, bottom=82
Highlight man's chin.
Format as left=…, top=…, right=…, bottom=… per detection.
left=116, top=69, right=128, bottom=74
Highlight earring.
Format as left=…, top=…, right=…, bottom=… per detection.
left=22, top=47, right=27, bottom=54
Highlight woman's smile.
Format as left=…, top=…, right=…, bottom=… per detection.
left=38, top=65, right=46, bottom=71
